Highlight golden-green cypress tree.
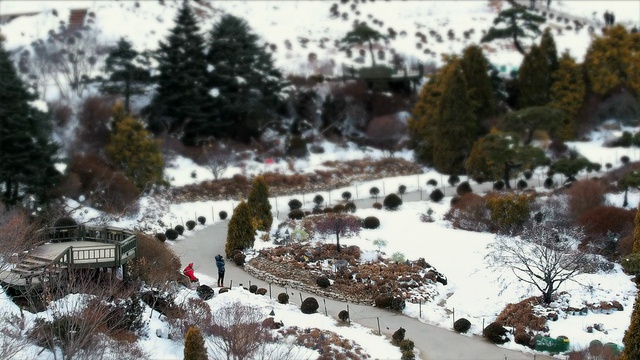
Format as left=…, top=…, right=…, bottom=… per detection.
left=550, top=51, right=585, bottom=141
left=408, top=68, right=446, bottom=165
left=225, top=201, right=254, bottom=258
left=518, top=44, right=550, bottom=108
left=247, top=175, right=272, bottom=232
left=540, top=28, right=559, bottom=77
left=633, top=205, right=640, bottom=253
left=184, top=326, right=207, bottom=360
left=106, top=116, right=164, bottom=190
left=111, top=100, right=128, bottom=134
left=621, top=292, right=640, bottom=360
left=460, top=45, right=496, bottom=121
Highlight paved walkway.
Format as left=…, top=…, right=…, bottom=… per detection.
left=172, top=187, right=556, bottom=360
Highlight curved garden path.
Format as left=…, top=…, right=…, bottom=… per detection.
left=172, top=187, right=556, bottom=360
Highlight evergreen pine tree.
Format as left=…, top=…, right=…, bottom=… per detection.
left=621, top=292, right=640, bottom=360
left=460, top=45, right=497, bottom=122
left=432, top=60, right=479, bottom=174
left=518, top=45, right=551, bottom=108
left=539, top=28, right=559, bottom=77
left=340, top=22, right=387, bottom=66
left=106, top=115, right=164, bottom=190
left=0, top=40, right=59, bottom=207
left=503, top=106, right=564, bottom=145
left=633, top=205, right=640, bottom=253
left=100, top=37, right=151, bottom=113
left=150, top=0, right=211, bottom=145
left=481, top=6, right=546, bottom=55
left=206, top=14, right=288, bottom=142
left=184, top=326, right=207, bottom=360
left=225, top=200, right=255, bottom=258
left=584, top=25, right=640, bottom=97
left=550, top=51, right=585, bottom=140
left=247, top=175, right=272, bottom=232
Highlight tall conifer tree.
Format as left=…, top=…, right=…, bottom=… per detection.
left=206, top=14, right=287, bottom=142
left=518, top=44, right=550, bottom=108
left=460, top=45, right=497, bottom=122
left=151, top=0, right=210, bottom=145
left=0, top=40, right=59, bottom=207
left=247, top=175, right=272, bottom=232
left=621, top=292, right=640, bottom=360
left=550, top=51, right=585, bottom=140
left=225, top=200, right=255, bottom=258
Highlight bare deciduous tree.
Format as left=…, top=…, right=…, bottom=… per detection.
left=0, top=205, right=40, bottom=272
left=366, top=114, right=407, bottom=157
left=196, top=141, right=235, bottom=180
left=0, top=310, right=30, bottom=360
left=486, top=224, right=595, bottom=304
left=314, top=213, right=361, bottom=252
left=207, top=302, right=272, bottom=360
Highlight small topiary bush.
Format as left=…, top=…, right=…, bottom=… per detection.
left=454, top=318, right=471, bottom=333
left=323, top=207, right=334, bottom=213
left=313, top=194, right=324, bottom=207
left=400, top=339, right=414, bottom=352
left=398, top=185, right=406, bottom=195
left=288, top=209, right=305, bottom=220
left=483, top=322, right=509, bottom=344
left=345, top=202, right=357, bottom=213
left=249, top=285, right=258, bottom=294
left=375, top=293, right=393, bottom=308
left=300, top=297, right=319, bottom=314
left=288, top=199, right=302, bottom=210
left=523, top=170, right=533, bottom=180
left=456, top=181, right=472, bottom=195
left=448, top=175, right=460, bottom=186
left=174, top=225, right=185, bottom=235
left=517, top=179, right=528, bottom=189
left=392, top=327, right=406, bottom=345
left=197, top=216, right=206, bottom=225
left=196, top=285, right=215, bottom=301
left=256, top=288, right=267, bottom=295
left=363, top=216, right=380, bottom=229
left=493, top=180, right=505, bottom=190
left=342, top=191, right=352, bottom=201
left=333, top=204, right=345, bottom=213
left=391, top=297, right=406, bottom=312
left=233, top=252, right=246, bottom=266
left=316, top=276, right=330, bottom=288
left=165, top=228, right=179, bottom=240
left=312, top=207, right=324, bottom=215
left=219, top=211, right=228, bottom=220
left=369, top=186, right=380, bottom=199
left=218, top=288, right=229, bottom=294
left=186, top=220, right=196, bottom=230
left=155, top=233, right=167, bottom=242
left=430, top=189, right=444, bottom=202
left=427, top=179, right=438, bottom=186
left=373, top=202, right=382, bottom=210
left=543, top=178, right=554, bottom=189
left=383, top=193, right=403, bottom=210
left=621, top=155, right=630, bottom=164
left=277, top=292, right=289, bottom=304
left=338, top=310, right=349, bottom=322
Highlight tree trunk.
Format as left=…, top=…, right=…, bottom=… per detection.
left=503, top=163, right=512, bottom=189
left=368, top=41, right=376, bottom=67
left=525, top=129, right=534, bottom=145
left=543, top=287, right=553, bottom=304
left=125, top=72, right=131, bottom=113
left=624, top=188, right=629, bottom=207
left=336, top=233, right=341, bottom=252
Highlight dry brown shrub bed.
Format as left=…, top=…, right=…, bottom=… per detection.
left=278, top=326, right=370, bottom=360
left=165, top=158, right=422, bottom=203
left=253, top=243, right=443, bottom=304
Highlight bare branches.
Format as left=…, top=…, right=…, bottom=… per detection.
left=0, top=205, right=40, bottom=271
left=196, top=141, right=235, bottom=180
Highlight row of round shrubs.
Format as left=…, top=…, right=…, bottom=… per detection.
left=156, top=212, right=230, bottom=241
left=277, top=293, right=320, bottom=315
left=288, top=202, right=358, bottom=219
left=374, top=293, right=406, bottom=312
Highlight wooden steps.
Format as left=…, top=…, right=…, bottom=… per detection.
left=68, top=9, right=87, bottom=30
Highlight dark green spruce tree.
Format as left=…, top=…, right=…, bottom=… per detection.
left=0, top=40, right=59, bottom=207
left=100, top=37, right=151, bottom=113
left=150, top=0, right=211, bottom=145
left=518, top=44, right=550, bottom=108
left=460, top=45, right=497, bottom=122
left=206, top=14, right=288, bottom=142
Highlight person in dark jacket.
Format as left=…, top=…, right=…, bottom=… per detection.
left=183, top=262, right=198, bottom=283
left=215, top=254, right=225, bottom=287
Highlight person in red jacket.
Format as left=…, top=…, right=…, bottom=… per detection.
left=183, top=262, right=198, bottom=282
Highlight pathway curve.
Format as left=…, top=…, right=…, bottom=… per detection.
left=172, top=188, right=556, bottom=360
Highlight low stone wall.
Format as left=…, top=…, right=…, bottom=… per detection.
left=245, top=257, right=374, bottom=305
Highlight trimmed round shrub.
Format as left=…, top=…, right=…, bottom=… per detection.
left=363, top=216, right=380, bottom=229
left=174, top=225, right=185, bottom=235
left=288, top=209, right=305, bottom=220
left=392, top=327, right=406, bottom=345
left=427, top=179, right=438, bottom=186
left=454, top=318, right=471, bottom=333
left=546, top=169, right=555, bottom=177
left=400, top=339, right=414, bottom=352
left=517, top=179, right=528, bottom=189
left=304, top=210, right=311, bottom=216
left=219, top=288, right=229, bottom=294
left=483, top=322, right=509, bottom=344
left=249, top=285, right=258, bottom=294
left=345, top=202, right=357, bottom=213
left=165, top=228, right=179, bottom=240
left=316, top=276, right=330, bottom=288
left=323, top=207, right=334, bottom=213
left=333, top=204, right=345, bottom=213
left=448, top=175, right=460, bottom=186
left=312, top=207, right=324, bottom=215
left=589, top=339, right=603, bottom=356
left=543, top=177, right=554, bottom=189
left=373, top=202, right=383, bottom=210
left=155, top=233, right=167, bottom=242
left=398, top=185, right=407, bottom=194
left=196, top=285, right=215, bottom=300
left=605, top=162, right=612, bottom=169
left=313, top=194, right=324, bottom=207
left=383, top=193, right=403, bottom=210
left=456, top=181, right=472, bottom=195
left=429, top=189, right=444, bottom=202
left=197, top=216, right=206, bottom=225
left=338, top=310, right=349, bottom=322
left=54, top=217, right=78, bottom=228
left=473, top=174, right=486, bottom=184
left=523, top=170, right=533, bottom=180
left=391, top=297, right=406, bottom=312
left=277, top=292, right=289, bottom=304
left=342, top=191, right=352, bottom=201
left=256, top=288, right=267, bottom=296
left=621, top=155, right=630, bottom=164
left=374, top=293, right=393, bottom=308
left=186, top=220, right=196, bottom=230
left=300, top=297, right=319, bottom=314
left=219, top=211, right=228, bottom=220
left=493, top=180, right=505, bottom=190
left=233, top=252, right=246, bottom=266
left=288, top=199, right=302, bottom=210
left=369, top=186, right=380, bottom=198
